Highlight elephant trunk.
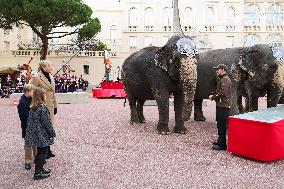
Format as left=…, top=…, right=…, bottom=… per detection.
left=180, top=57, right=197, bottom=121
left=230, top=84, right=239, bottom=115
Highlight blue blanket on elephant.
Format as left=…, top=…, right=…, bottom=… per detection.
left=272, top=47, right=284, bottom=61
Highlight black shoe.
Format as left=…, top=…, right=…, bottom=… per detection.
left=42, top=168, right=51, bottom=174
left=212, top=141, right=219, bottom=145
left=25, top=163, right=32, bottom=170
left=46, top=153, right=55, bottom=159
left=33, top=171, right=50, bottom=180
left=212, top=144, right=227, bottom=151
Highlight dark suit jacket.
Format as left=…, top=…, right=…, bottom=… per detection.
left=18, top=95, right=32, bottom=138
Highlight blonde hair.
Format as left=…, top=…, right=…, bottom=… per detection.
left=23, top=84, right=35, bottom=94
left=38, top=60, right=51, bottom=72
left=30, top=87, right=45, bottom=110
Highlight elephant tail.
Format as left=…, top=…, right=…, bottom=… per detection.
left=124, top=96, right=127, bottom=107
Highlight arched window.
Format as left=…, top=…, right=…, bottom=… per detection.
left=162, top=7, right=172, bottom=27
left=244, top=34, right=261, bottom=47
left=145, top=7, right=153, bottom=26
left=266, top=4, right=284, bottom=25
left=267, top=34, right=283, bottom=47
left=129, top=7, right=139, bottom=26
left=206, top=7, right=215, bottom=25
left=183, top=7, right=194, bottom=26
left=226, top=6, right=236, bottom=26
left=244, top=4, right=261, bottom=25
left=110, top=25, right=118, bottom=43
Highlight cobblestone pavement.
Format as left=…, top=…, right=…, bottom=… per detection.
left=0, top=98, right=283, bottom=189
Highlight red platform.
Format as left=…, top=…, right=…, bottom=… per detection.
left=92, top=81, right=126, bottom=98
left=228, top=106, right=284, bottom=162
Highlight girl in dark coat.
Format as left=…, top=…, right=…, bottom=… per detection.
left=25, top=87, right=56, bottom=180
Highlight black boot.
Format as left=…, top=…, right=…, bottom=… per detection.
left=46, top=146, right=55, bottom=159
left=34, top=163, right=50, bottom=180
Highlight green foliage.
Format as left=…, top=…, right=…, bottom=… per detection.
left=0, top=0, right=93, bottom=34
left=78, top=18, right=101, bottom=45
left=97, top=41, right=109, bottom=51
left=0, top=0, right=101, bottom=59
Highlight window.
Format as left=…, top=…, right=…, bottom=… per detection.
left=266, top=4, right=284, bottom=25
left=4, top=41, right=10, bottom=50
left=225, top=36, right=235, bottom=48
left=110, top=25, right=118, bottom=43
left=267, top=34, right=283, bottom=47
left=162, top=7, right=172, bottom=27
left=226, top=6, right=236, bottom=26
left=129, top=7, right=139, bottom=26
left=183, top=7, right=194, bottom=26
left=83, top=65, right=90, bottom=75
left=144, top=36, right=152, bottom=47
left=244, top=34, right=260, bottom=47
left=129, top=36, right=137, bottom=48
left=162, top=36, right=169, bottom=45
left=206, top=7, right=215, bottom=25
left=244, top=4, right=261, bottom=25
left=145, top=7, right=153, bottom=26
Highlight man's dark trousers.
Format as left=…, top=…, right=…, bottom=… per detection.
left=216, top=106, right=230, bottom=147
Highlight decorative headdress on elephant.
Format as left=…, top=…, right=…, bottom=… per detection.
left=237, top=44, right=278, bottom=90
left=154, top=35, right=198, bottom=80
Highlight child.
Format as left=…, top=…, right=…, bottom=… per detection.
left=17, top=84, right=36, bottom=170
left=25, top=87, right=56, bottom=180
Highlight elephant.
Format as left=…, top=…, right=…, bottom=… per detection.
left=121, top=35, right=198, bottom=135
left=193, top=44, right=284, bottom=121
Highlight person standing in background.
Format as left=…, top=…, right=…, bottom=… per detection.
left=29, top=60, right=57, bottom=158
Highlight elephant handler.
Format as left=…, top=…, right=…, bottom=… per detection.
left=209, top=64, right=232, bottom=151
left=29, top=60, right=57, bottom=158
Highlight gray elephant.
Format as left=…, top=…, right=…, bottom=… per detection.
left=193, top=44, right=284, bottom=121
left=122, top=35, right=198, bottom=135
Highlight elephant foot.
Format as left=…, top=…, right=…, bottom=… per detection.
left=138, top=116, right=146, bottom=123
left=157, top=125, right=170, bottom=135
left=183, top=114, right=191, bottom=122
left=130, top=116, right=140, bottom=124
left=173, top=126, right=187, bottom=134
left=194, top=114, right=206, bottom=121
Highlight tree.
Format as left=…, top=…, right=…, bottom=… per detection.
left=172, top=0, right=184, bottom=36
left=0, top=0, right=101, bottom=60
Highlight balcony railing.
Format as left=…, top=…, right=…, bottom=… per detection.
left=128, top=26, right=138, bottom=31
left=266, top=25, right=284, bottom=31
left=0, top=50, right=123, bottom=58
left=144, top=26, right=154, bottom=31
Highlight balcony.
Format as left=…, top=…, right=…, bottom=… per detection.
left=144, top=26, right=154, bottom=31
left=266, top=25, right=284, bottom=32
left=226, top=25, right=236, bottom=31
left=163, top=26, right=172, bottom=32
left=204, top=25, right=215, bottom=32
left=128, top=26, right=138, bottom=32
left=0, top=50, right=120, bottom=57
left=243, top=25, right=261, bottom=32
left=184, top=26, right=192, bottom=32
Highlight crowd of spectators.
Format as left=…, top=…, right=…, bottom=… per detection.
left=0, top=73, right=89, bottom=98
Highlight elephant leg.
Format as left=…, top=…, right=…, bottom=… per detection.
left=248, top=95, right=258, bottom=112
left=155, top=90, right=170, bottom=135
left=173, top=92, right=187, bottom=134
left=137, top=99, right=146, bottom=123
left=267, top=86, right=282, bottom=108
left=244, top=97, right=249, bottom=112
left=237, top=96, right=245, bottom=114
left=194, top=99, right=206, bottom=121
left=128, top=98, right=139, bottom=124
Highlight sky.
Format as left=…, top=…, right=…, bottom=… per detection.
left=83, top=0, right=121, bottom=9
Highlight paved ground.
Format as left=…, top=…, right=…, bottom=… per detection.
left=0, top=97, right=283, bottom=189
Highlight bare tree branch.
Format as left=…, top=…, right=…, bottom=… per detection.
left=47, top=30, right=79, bottom=39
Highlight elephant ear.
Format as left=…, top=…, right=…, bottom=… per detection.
left=238, top=46, right=259, bottom=78
left=154, top=46, right=170, bottom=72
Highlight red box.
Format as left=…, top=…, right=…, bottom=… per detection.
left=228, top=107, right=284, bottom=161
